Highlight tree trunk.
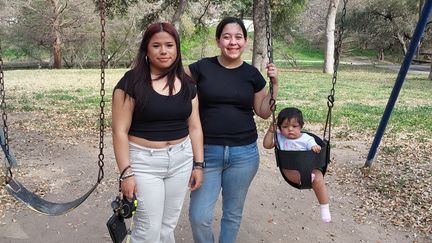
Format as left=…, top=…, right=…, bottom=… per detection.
left=172, top=0, right=187, bottom=31
left=49, top=0, right=62, bottom=69
left=417, top=0, right=424, bottom=59
left=428, top=61, right=432, bottom=80
left=52, top=30, right=62, bottom=69
left=426, top=0, right=432, bottom=79
left=378, top=49, right=384, bottom=61
left=323, top=0, right=340, bottom=74
left=252, top=0, right=268, bottom=71
left=396, top=32, right=408, bottom=55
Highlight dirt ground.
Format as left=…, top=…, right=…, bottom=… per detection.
left=0, top=126, right=429, bottom=243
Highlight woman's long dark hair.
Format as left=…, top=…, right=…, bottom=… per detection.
left=125, top=22, right=192, bottom=109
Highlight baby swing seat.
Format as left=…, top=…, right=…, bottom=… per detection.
left=275, top=132, right=330, bottom=190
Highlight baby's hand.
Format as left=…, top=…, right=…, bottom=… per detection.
left=311, top=145, right=321, bottom=153
left=268, top=123, right=277, bottom=133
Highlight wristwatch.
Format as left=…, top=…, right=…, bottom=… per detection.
left=193, top=161, right=206, bottom=169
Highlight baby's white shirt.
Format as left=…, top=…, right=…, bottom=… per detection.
left=276, top=132, right=317, bottom=151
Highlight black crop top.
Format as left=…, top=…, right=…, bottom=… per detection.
left=114, top=70, right=197, bottom=141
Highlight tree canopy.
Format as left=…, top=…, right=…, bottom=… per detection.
left=0, top=0, right=428, bottom=68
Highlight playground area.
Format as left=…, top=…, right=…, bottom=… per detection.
left=0, top=106, right=430, bottom=242
left=1, top=1, right=432, bottom=242
left=0, top=56, right=431, bottom=241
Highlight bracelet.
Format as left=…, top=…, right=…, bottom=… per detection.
left=193, top=161, right=206, bottom=169
left=118, top=165, right=133, bottom=191
left=120, top=165, right=132, bottom=179
left=120, top=172, right=135, bottom=181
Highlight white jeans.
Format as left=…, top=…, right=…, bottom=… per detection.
left=129, top=137, right=193, bottom=243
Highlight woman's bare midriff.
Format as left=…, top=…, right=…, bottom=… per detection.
left=128, top=135, right=187, bottom=149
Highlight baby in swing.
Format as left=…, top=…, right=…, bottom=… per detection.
left=263, top=107, right=331, bottom=223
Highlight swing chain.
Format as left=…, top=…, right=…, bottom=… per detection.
left=265, top=0, right=276, bottom=123
left=324, top=0, right=348, bottom=141
left=0, top=41, right=13, bottom=181
left=97, top=0, right=106, bottom=183
left=265, top=0, right=273, bottom=64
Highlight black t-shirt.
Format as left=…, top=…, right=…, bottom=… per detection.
left=189, top=56, right=266, bottom=146
left=114, top=70, right=197, bottom=141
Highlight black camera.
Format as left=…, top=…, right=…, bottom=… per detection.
left=111, top=194, right=138, bottom=219
left=106, top=213, right=127, bottom=243
left=107, top=194, right=138, bottom=243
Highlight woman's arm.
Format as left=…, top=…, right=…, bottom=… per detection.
left=254, top=63, right=279, bottom=119
left=112, top=89, right=136, bottom=199
left=187, top=96, right=204, bottom=191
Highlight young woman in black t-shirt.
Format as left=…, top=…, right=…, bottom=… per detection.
left=112, top=22, right=204, bottom=243
left=186, top=17, right=279, bottom=243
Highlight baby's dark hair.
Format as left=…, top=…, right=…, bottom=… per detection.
left=277, top=107, right=304, bottom=129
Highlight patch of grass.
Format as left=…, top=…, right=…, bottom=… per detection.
left=269, top=66, right=431, bottom=138
left=2, top=48, right=28, bottom=60
left=382, top=145, right=403, bottom=155
left=273, top=36, right=324, bottom=61
left=348, top=48, right=377, bottom=57
left=36, top=90, right=78, bottom=101
left=391, top=106, right=432, bottom=132
left=2, top=67, right=431, bottom=139
left=18, top=95, right=36, bottom=112
left=337, top=103, right=383, bottom=129
left=13, top=87, right=110, bottom=112
left=1, top=69, right=121, bottom=135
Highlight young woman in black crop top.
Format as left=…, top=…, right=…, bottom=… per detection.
left=112, top=22, right=204, bottom=243
left=186, top=17, right=279, bottom=243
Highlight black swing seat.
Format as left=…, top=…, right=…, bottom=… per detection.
left=0, top=129, right=17, bottom=167
left=275, top=132, right=330, bottom=190
left=6, top=177, right=98, bottom=216
left=2, top=131, right=99, bottom=216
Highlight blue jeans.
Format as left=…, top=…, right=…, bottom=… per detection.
left=189, top=142, right=259, bottom=243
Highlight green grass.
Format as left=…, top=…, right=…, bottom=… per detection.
left=347, top=48, right=377, bottom=57
left=270, top=65, right=432, bottom=137
left=2, top=48, right=28, bottom=60
left=273, top=37, right=324, bottom=61
left=2, top=66, right=431, bottom=138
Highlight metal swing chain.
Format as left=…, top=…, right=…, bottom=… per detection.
left=0, top=2, right=107, bottom=185
left=323, top=0, right=348, bottom=142
left=0, top=41, right=13, bottom=181
left=265, top=0, right=276, bottom=123
left=97, top=0, right=106, bottom=183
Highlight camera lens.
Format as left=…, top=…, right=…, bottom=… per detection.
left=111, top=200, right=120, bottom=210
left=121, top=197, right=136, bottom=218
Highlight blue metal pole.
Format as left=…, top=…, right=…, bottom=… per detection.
left=365, top=0, right=432, bottom=167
